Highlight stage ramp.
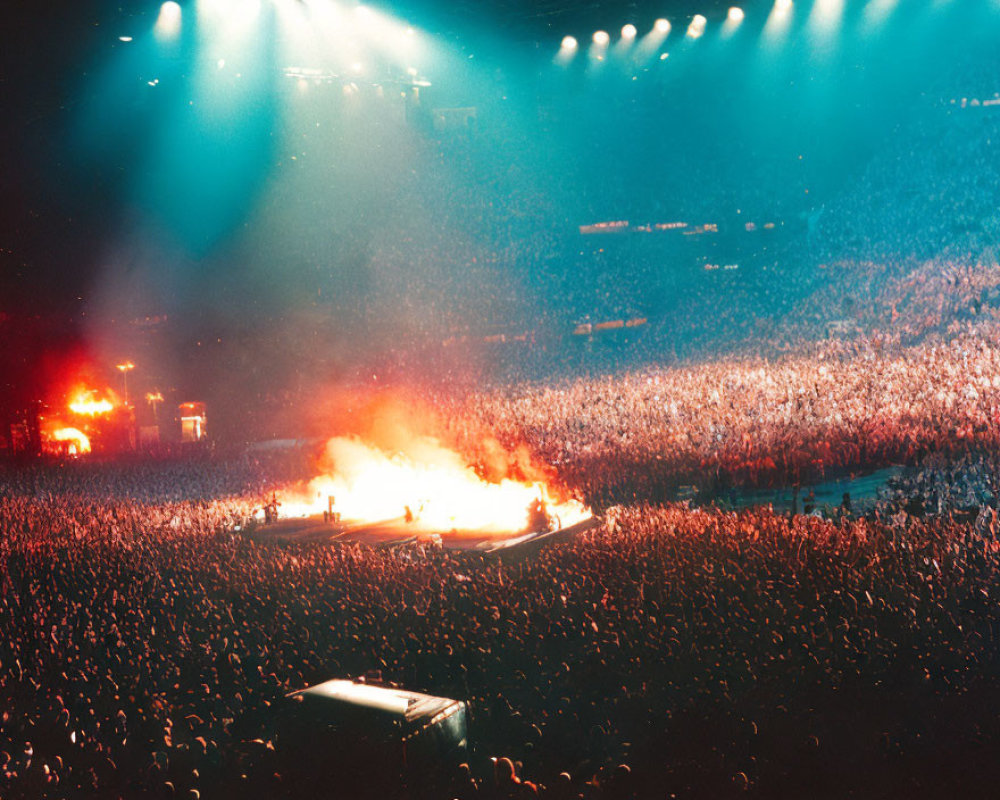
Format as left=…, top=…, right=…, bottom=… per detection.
left=252, top=512, right=600, bottom=553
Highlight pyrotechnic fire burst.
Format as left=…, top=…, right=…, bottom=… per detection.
left=282, top=436, right=588, bottom=535
left=69, top=390, right=115, bottom=416
left=50, top=427, right=91, bottom=455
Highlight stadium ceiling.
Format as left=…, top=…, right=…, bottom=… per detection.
left=391, top=0, right=739, bottom=42
left=0, top=0, right=749, bottom=129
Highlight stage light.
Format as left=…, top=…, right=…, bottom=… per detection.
left=721, top=5, right=745, bottom=36
left=119, top=35, right=133, bottom=42
left=556, top=33, right=579, bottom=63
left=622, top=23, right=637, bottom=39
left=764, top=0, right=794, bottom=38
left=593, top=30, right=610, bottom=46
left=155, top=0, right=182, bottom=41
left=809, top=0, right=844, bottom=37
left=686, top=14, right=707, bottom=38
left=634, top=16, right=670, bottom=63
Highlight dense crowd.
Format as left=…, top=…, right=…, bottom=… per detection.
left=11, top=225, right=1000, bottom=800
left=6, top=35, right=1000, bottom=800
left=300, top=75, right=1000, bottom=394
left=444, top=328, right=1000, bottom=507
left=3, top=455, right=1000, bottom=799
left=876, top=450, right=1000, bottom=520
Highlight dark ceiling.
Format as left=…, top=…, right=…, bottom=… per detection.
left=394, top=0, right=738, bottom=40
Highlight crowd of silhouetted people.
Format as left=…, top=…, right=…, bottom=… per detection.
left=6, top=50, right=1000, bottom=800
left=3, top=427, right=1000, bottom=799
left=443, top=326, right=1000, bottom=510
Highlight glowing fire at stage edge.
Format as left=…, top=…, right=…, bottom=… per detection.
left=51, top=427, right=92, bottom=455
left=281, top=436, right=589, bottom=536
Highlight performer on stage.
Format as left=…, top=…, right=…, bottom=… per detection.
left=263, top=492, right=280, bottom=524
left=527, top=496, right=552, bottom=533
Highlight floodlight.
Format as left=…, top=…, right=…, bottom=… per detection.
left=155, top=1, right=182, bottom=40
left=686, top=14, right=707, bottom=38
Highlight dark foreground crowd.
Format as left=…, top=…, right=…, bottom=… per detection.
left=3, top=445, right=1000, bottom=799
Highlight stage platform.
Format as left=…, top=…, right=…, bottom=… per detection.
left=250, top=513, right=600, bottom=554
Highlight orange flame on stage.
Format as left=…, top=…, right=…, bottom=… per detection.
left=282, top=436, right=588, bottom=535
left=69, top=390, right=115, bottom=416
left=50, top=427, right=92, bottom=455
